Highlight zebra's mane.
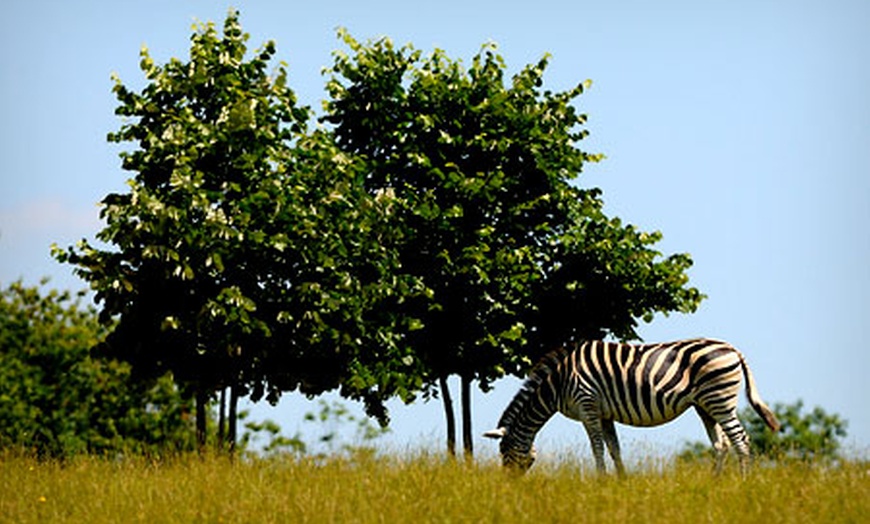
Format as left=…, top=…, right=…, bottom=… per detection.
left=496, top=346, right=571, bottom=431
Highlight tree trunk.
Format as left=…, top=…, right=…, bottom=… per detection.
left=228, top=383, right=238, bottom=457
left=218, top=387, right=227, bottom=450
left=439, top=375, right=456, bottom=458
left=195, top=388, right=208, bottom=455
left=461, top=374, right=473, bottom=461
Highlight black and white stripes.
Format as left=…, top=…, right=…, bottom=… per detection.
left=484, top=338, right=780, bottom=475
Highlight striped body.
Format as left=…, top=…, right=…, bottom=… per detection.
left=485, top=338, right=780, bottom=475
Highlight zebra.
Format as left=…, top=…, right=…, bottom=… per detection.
left=483, top=338, right=780, bottom=476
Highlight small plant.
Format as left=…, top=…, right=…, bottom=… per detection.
left=240, top=400, right=389, bottom=458
left=302, top=399, right=390, bottom=458
left=239, top=416, right=307, bottom=457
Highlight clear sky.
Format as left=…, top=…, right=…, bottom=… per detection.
left=2, top=0, right=868, bottom=461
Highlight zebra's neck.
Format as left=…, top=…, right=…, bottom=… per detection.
left=499, top=350, right=566, bottom=451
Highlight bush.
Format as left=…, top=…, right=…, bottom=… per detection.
left=0, top=280, right=197, bottom=458
left=679, top=400, right=848, bottom=464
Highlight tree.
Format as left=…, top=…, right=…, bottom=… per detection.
left=679, top=400, right=848, bottom=464
left=0, top=280, right=196, bottom=458
left=53, top=10, right=424, bottom=452
left=323, top=33, right=703, bottom=457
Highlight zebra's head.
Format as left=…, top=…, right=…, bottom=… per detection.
left=483, top=427, right=537, bottom=472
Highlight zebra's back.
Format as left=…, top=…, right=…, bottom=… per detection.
left=563, top=338, right=743, bottom=427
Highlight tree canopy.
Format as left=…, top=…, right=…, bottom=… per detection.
left=54, top=10, right=703, bottom=454
left=53, top=11, right=425, bottom=443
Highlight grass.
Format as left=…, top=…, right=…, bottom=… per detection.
left=1, top=450, right=867, bottom=523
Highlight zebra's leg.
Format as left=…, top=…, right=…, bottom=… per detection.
left=601, top=419, right=626, bottom=478
left=694, top=406, right=730, bottom=474
left=581, top=419, right=608, bottom=474
left=716, top=411, right=752, bottom=476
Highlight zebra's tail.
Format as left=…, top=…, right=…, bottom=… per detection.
left=738, top=351, right=781, bottom=433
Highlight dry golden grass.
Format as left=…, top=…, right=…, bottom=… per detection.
left=1, top=450, right=867, bottom=523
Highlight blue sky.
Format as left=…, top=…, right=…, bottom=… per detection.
left=2, top=0, right=868, bottom=460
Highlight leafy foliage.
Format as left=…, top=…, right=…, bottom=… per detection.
left=238, top=399, right=390, bottom=459
left=52, top=11, right=704, bottom=453
left=53, top=10, right=425, bottom=428
left=56, top=10, right=305, bottom=398
left=323, top=32, right=703, bottom=455
left=744, top=400, right=848, bottom=461
left=527, top=192, right=704, bottom=353
left=0, top=280, right=196, bottom=458
left=325, top=34, right=583, bottom=389
left=324, top=32, right=703, bottom=394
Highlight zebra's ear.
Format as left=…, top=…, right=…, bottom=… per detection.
left=483, top=427, right=506, bottom=439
